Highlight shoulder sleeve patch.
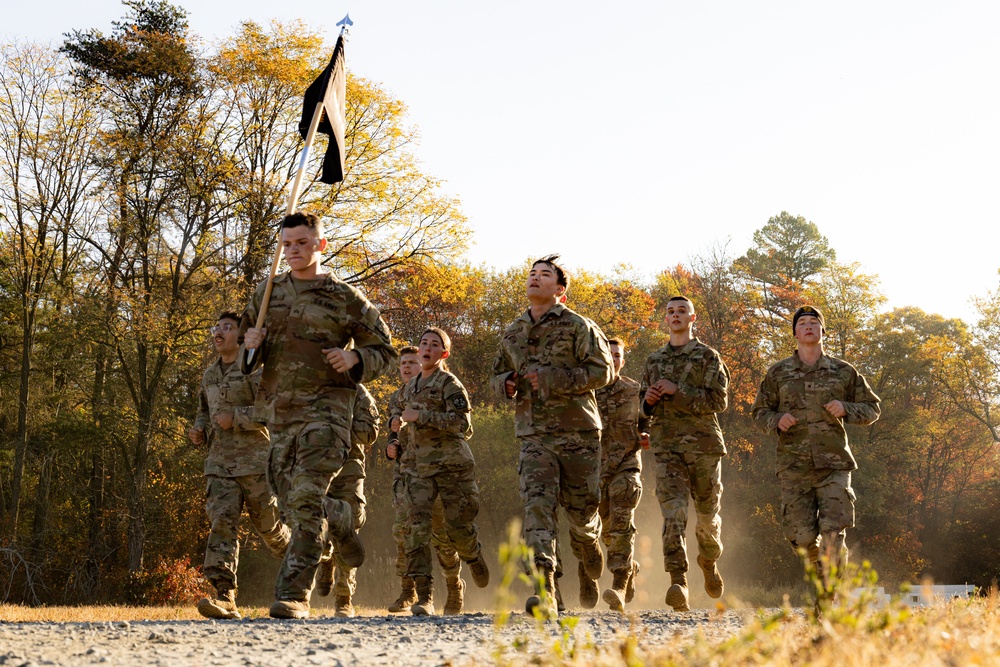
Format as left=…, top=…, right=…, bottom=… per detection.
left=452, top=395, right=469, bottom=411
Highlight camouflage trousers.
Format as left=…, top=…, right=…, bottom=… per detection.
left=654, top=451, right=723, bottom=573
left=779, top=467, right=855, bottom=565
left=599, top=468, right=642, bottom=573
left=268, top=421, right=353, bottom=603
left=403, top=469, right=482, bottom=580
left=203, top=473, right=290, bottom=593
left=519, top=431, right=602, bottom=571
left=392, top=474, right=460, bottom=580
left=327, top=474, right=367, bottom=599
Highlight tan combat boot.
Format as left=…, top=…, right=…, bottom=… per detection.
left=602, top=568, right=631, bottom=612
left=697, top=555, right=724, bottom=599
left=578, top=561, right=599, bottom=609
left=269, top=599, right=310, bottom=619
left=467, top=554, right=491, bottom=588
left=666, top=571, right=690, bottom=612
left=334, top=594, right=355, bottom=618
left=335, top=531, right=365, bottom=569
left=197, top=588, right=241, bottom=620
left=388, top=576, right=418, bottom=613
left=625, top=560, right=640, bottom=603
left=443, top=575, right=465, bottom=615
left=525, top=567, right=558, bottom=620
left=411, top=576, right=435, bottom=616
left=579, top=540, right=605, bottom=580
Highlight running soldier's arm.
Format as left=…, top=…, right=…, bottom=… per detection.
left=194, top=382, right=210, bottom=432
left=539, top=320, right=613, bottom=396
left=352, top=384, right=382, bottom=446
left=416, top=376, right=473, bottom=437
left=750, top=370, right=782, bottom=433
left=231, top=367, right=263, bottom=431
left=671, top=354, right=730, bottom=416
left=841, top=368, right=881, bottom=426
left=490, top=346, right=517, bottom=401
left=346, top=296, right=397, bottom=384
left=639, top=363, right=655, bottom=417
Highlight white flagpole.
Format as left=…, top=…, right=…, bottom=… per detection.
left=242, top=16, right=351, bottom=373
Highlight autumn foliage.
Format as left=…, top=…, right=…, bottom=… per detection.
left=1, top=3, right=999, bottom=605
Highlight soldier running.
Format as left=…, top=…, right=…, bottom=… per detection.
left=315, top=384, right=380, bottom=617
left=393, top=327, right=490, bottom=616
left=386, top=346, right=467, bottom=614
left=491, top=254, right=613, bottom=619
left=751, top=305, right=880, bottom=587
left=190, top=312, right=290, bottom=620
left=596, top=337, right=649, bottom=612
left=241, top=212, right=396, bottom=619
left=641, top=296, right=730, bottom=612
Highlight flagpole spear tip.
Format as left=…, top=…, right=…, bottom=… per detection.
left=337, top=13, right=354, bottom=35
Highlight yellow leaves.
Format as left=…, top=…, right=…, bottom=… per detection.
left=211, top=20, right=322, bottom=88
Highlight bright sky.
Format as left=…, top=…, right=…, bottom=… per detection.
left=6, top=1, right=999, bottom=324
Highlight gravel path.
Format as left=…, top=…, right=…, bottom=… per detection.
left=0, top=609, right=754, bottom=666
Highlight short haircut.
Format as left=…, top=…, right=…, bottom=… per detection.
left=399, top=345, right=419, bottom=356
left=531, top=254, right=569, bottom=289
left=607, top=337, right=624, bottom=348
left=218, top=311, right=240, bottom=324
left=667, top=295, right=695, bottom=311
left=281, top=211, right=323, bottom=237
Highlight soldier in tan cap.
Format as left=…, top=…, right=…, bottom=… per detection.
left=751, top=305, right=881, bottom=584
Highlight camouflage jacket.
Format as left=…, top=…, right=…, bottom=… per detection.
left=750, top=351, right=881, bottom=472
left=490, top=304, right=613, bottom=436
left=392, top=368, right=475, bottom=478
left=194, top=358, right=269, bottom=478
left=386, top=386, right=406, bottom=478
left=596, top=375, right=648, bottom=478
left=240, top=271, right=396, bottom=426
left=340, top=383, right=380, bottom=480
left=640, top=338, right=729, bottom=456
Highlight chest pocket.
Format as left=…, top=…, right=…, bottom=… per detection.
left=778, top=375, right=806, bottom=411
left=541, top=324, right=575, bottom=365
left=298, top=299, right=350, bottom=347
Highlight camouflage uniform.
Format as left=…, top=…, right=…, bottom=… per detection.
left=491, top=304, right=613, bottom=571
left=396, top=367, right=483, bottom=580
left=750, top=351, right=880, bottom=561
left=640, top=338, right=729, bottom=574
left=195, top=360, right=290, bottom=595
left=326, top=384, right=380, bottom=599
left=389, top=388, right=461, bottom=583
left=240, top=271, right=395, bottom=604
left=595, top=374, right=648, bottom=573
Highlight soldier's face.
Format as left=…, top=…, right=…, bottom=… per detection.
left=212, top=318, right=239, bottom=355
left=610, top=344, right=625, bottom=374
left=794, top=315, right=823, bottom=343
left=665, top=301, right=695, bottom=333
left=526, top=263, right=564, bottom=302
left=399, top=353, right=420, bottom=382
left=281, top=225, right=327, bottom=272
left=418, top=332, right=449, bottom=371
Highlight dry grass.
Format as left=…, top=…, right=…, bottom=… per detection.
left=489, top=597, right=1000, bottom=666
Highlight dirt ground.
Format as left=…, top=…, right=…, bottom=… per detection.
left=0, top=607, right=753, bottom=666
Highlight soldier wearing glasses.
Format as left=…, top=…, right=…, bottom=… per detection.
left=188, top=312, right=290, bottom=620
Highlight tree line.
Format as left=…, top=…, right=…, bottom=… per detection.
left=1, top=1, right=998, bottom=605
